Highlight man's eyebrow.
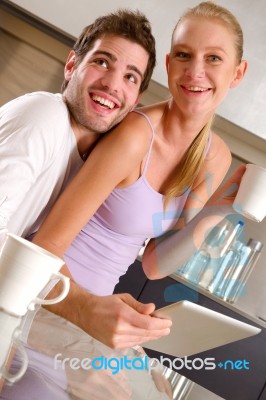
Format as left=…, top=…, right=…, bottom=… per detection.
left=127, top=65, right=144, bottom=81
left=93, top=50, right=144, bottom=80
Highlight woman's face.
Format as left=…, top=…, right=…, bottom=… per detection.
left=166, top=17, right=247, bottom=118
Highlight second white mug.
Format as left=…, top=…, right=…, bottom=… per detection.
left=233, top=164, right=266, bottom=222
left=0, top=309, right=28, bottom=384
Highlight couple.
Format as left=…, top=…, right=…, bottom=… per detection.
left=0, top=2, right=247, bottom=398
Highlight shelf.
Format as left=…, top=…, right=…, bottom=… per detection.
left=170, top=272, right=266, bottom=329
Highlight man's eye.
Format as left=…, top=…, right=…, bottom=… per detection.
left=94, top=59, right=108, bottom=68
left=126, top=74, right=137, bottom=84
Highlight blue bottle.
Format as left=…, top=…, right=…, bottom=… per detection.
left=222, top=238, right=263, bottom=303
left=208, top=240, right=245, bottom=295
left=181, top=219, right=244, bottom=289
left=200, top=220, right=245, bottom=289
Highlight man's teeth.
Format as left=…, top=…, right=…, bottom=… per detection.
left=188, top=86, right=209, bottom=92
left=92, top=95, right=115, bottom=109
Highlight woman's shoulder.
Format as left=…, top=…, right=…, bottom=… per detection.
left=100, top=108, right=154, bottom=158
left=202, top=130, right=232, bottom=183
left=207, top=130, right=231, bottom=162
left=135, top=101, right=167, bottom=118
left=102, top=101, right=165, bottom=158
left=117, top=101, right=166, bottom=134
left=112, top=104, right=163, bottom=141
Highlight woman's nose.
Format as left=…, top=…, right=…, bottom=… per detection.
left=184, top=59, right=206, bottom=79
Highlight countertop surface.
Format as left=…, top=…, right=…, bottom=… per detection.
left=1, top=307, right=224, bottom=399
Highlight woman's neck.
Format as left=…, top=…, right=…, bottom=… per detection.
left=164, top=98, right=213, bottom=142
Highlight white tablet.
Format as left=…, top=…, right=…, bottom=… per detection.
left=143, top=301, right=261, bottom=357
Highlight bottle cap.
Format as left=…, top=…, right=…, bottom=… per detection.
left=247, top=239, right=263, bottom=252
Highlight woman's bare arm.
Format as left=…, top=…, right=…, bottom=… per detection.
left=142, top=135, right=244, bottom=279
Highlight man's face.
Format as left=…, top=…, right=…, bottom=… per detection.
left=64, top=34, right=149, bottom=136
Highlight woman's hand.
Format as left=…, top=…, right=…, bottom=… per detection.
left=207, top=164, right=246, bottom=207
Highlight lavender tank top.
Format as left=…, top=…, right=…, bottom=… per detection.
left=64, top=111, right=211, bottom=295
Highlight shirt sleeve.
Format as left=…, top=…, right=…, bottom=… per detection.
left=0, top=93, right=67, bottom=229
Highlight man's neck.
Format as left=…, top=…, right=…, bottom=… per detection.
left=70, top=118, right=100, bottom=159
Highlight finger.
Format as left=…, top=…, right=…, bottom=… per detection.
left=220, top=165, right=246, bottom=192
left=215, top=183, right=239, bottom=204
left=111, top=328, right=171, bottom=349
left=208, top=164, right=246, bottom=205
left=119, top=294, right=172, bottom=329
left=135, top=302, right=156, bottom=315
left=119, top=293, right=156, bottom=315
left=127, top=309, right=172, bottom=331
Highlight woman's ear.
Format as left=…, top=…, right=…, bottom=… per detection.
left=165, top=53, right=170, bottom=74
left=230, top=60, right=248, bottom=88
left=64, top=50, right=77, bottom=81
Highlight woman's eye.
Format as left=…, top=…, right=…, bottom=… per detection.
left=208, top=55, right=222, bottom=62
left=175, top=52, right=190, bottom=59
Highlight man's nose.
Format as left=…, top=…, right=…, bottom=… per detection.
left=100, top=70, right=122, bottom=93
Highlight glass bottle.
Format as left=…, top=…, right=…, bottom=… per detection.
left=223, top=239, right=263, bottom=303
left=198, top=220, right=245, bottom=289
left=207, top=240, right=245, bottom=295
left=181, top=219, right=244, bottom=287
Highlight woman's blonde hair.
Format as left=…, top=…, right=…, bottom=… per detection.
left=165, top=1, right=243, bottom=206
left=173, top=1, right=243, bottom=63
left=165, top=118, right=213, bottom=206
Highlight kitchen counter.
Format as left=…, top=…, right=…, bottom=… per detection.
left=0, top=306, right=226, bottom=400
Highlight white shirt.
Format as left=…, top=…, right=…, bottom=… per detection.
left=0, top=92, right=83, bottom=237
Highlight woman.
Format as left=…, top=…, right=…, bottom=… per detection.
left=33, top=1, right=247, bottom=296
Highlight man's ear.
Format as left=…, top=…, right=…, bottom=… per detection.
left=133, top=94, right=142, bottom=107
left=165, top=53, right=170, bottom=74
left=230, top=60, right=248, bottom=88
left=64, top=50, right=77, bottom=81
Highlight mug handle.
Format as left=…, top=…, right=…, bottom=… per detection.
left=0, top=228, right=7, bottom=256
left=1, top=329, right=28, bottom=384
left=28, top=273, right=70, bottom=311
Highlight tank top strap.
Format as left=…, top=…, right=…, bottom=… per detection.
left=132, top=110, right=155, bottom=176
left=205, top=130, right=213, bottom=155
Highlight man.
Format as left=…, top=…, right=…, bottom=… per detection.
left=0, top=9, right=154, bottom=237
left=0, top=9, right=170, bottom=350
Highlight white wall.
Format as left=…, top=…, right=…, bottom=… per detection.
left=8, top=0, right=266, bottom=140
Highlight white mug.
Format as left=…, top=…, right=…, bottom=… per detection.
left=0, top=233, right=70, bottom=316
left=0, top=228, right=7, bottom=255
left=233, top=164, right=266, bottom=222
left=0, top=309, right=28, bottom=384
